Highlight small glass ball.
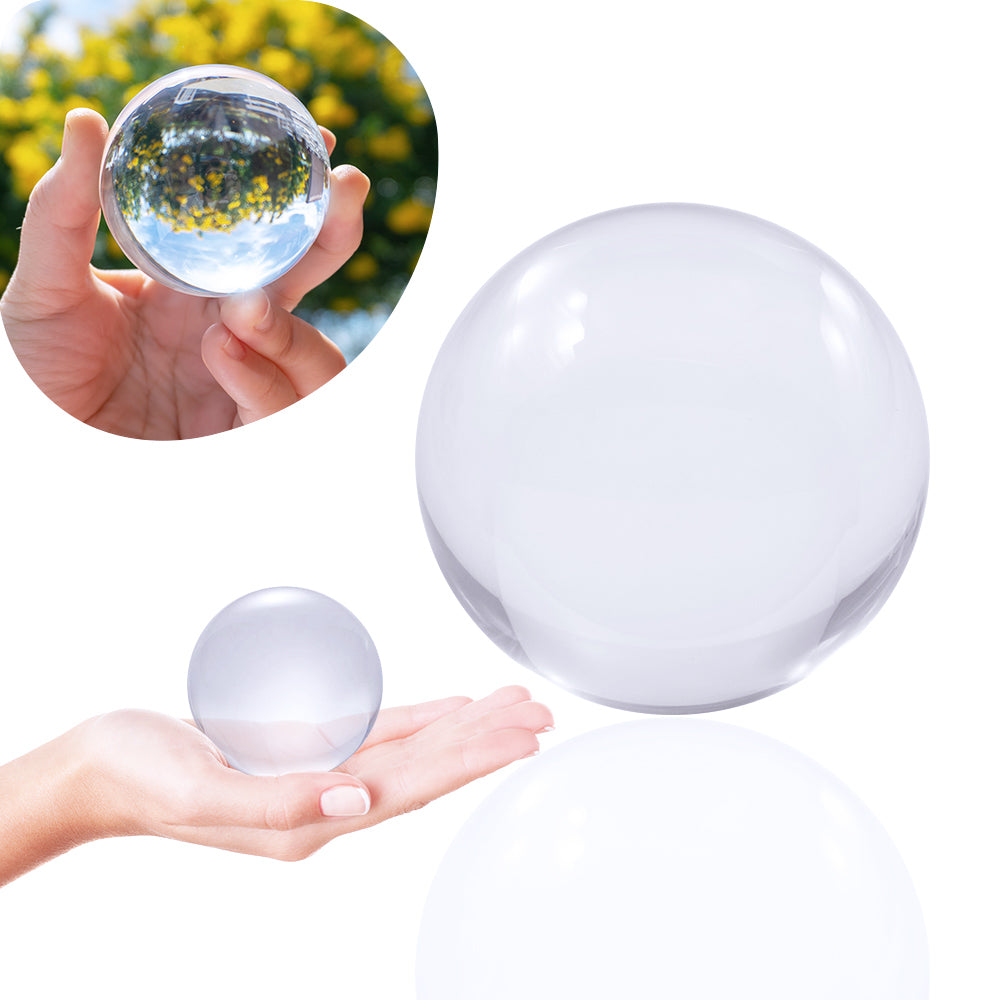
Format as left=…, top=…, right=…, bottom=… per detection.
left=416, top=204, right=929, bottom=713
left=100, top=65, right=330, bottom=296
left=187, top=587, right=382, bottom=776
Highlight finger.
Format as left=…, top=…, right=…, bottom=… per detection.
left=443, top=699, right=554, bottom=744
left=351, top=695, right=552, bottom=773
left=201, top=320, right=299, bottom=425
left=9, top=109, right=108, bottom=311
left=267, top=164, right=370, bottom=311
left=218, top=289, right=345, bottom=396
left=318, top=126, right=336, bottom=156
left=192, top=769, right=371, bottom=832
left=426, top=685, right=534, bottom=731
left=91, top=266, right=148, bottom=298
left=362, top=696, right=473, bottom=746
left=365, top=728, right=540, bottom=820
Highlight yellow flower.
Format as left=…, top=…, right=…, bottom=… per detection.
left=105, top=233, right=125, bottom=259
left=308, top=92, right=357, bottom=128
left=21, top=92, right=60, bottom=125
left=407, top=103, right=434, bottom=127
left=123, top=80, right=153, bottom=105
left=105, top=41, right=132, bottom=83
left=339, top=34, right=377, bottom=77
left=368, top=125, right=411, bottom=162
left=61, top=95, right=103, bottom=117
left=257, top=47, right=311, bottom=91
left=26, top=36, right=53, bottom=58
left=218, top=10, right=266, bottom=61
left=154, top=13, right=217, bottom=64
left=386, top=198, right=433, bottom=235
left=344, top=252, right=378, bottom=282
left=5, top=133, right=54, bottom=199
left=27, top=67, right=52, bottom=91
left=0, top=96, right=20, bottom=127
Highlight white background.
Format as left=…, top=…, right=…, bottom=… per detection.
left=0, top=0, right=997, bottom=995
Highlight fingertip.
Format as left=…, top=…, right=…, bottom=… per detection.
left=220, top=289, right=271, bottom=333
left=201, top=320, right=228, bottom=363
left=332, top=163, right=371, bottom=202
left=201, top=321, right=251, bottom=384
left=494, top=685, right=533, bottom=703
left=64, top=106, right=108, bottom=131
left=535, top=706, right=556, bottom=733
left=480, top=727, right=540, bottom=767
left=62, top=107, right=109, bottom=158
left=222, top=330, right=247, bottom=361
left=516, top=731, right=541, bottom=760
left=318, top=125, right=336, bottom=156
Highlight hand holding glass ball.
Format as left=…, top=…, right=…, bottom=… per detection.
left=0, top=66, right=369, bottom=440
left=100, top=66, right=331, bottom=297
left=0, top=612, right=553, bottom=882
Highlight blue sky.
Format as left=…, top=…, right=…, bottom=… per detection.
left=2, top=0, right=132, bottom=52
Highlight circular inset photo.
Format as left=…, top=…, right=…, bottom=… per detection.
left=0, top=0, right=437, bottom=439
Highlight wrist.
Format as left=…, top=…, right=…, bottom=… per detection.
left=38, top=722, right=116, bottom=845
left=69, top=714, right=148, bottom=839
left=0, top=720, right=115, bottom=886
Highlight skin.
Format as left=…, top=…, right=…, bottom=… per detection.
left=0, top=109, right=368, bottom=438
left=0, top=685, right=554, bottom=885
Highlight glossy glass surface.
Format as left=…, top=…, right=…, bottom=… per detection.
left=417, top=719, right=928, bottom=999
left=100, top=65, right=329, bottom=296
left=187, top=587, right=382, bottom=776
left=416, top=204, right=929, bottom=712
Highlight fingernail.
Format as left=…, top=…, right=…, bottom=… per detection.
left=520, top=747, right=540, bottom=760
left=238, top=289, right=272, bottom=330
left=222, top=331, right=246, bottom=360
left=539, top=725, right=555, bottom=733
left=320, top=784, right=370, bottom=817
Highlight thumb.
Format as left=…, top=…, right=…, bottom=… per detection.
left=9, top=109, right=108, bottom=310
left=206, top=769, right=372, bottom=831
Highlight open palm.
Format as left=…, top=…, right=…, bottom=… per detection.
left=78, top=687, right=553, bottom=861
left=0, top=109, right=369, bottom=438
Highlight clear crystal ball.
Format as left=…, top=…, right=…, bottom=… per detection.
left=416, top=204, right=929, bottom=713
left=100, top=65, right=330, bottom=296
left=188, top=587, right=382, bottom=776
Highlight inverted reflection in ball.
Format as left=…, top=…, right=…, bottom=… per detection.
left=187, top=587, right=382, bottom=776
left=100, top=64, right=329, bottom=296
left=417, top=720, right=928, bottom=1000
left=416, top=204, right=929, bottom=713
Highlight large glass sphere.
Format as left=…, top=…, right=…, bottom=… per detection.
left=187, top=587, right=382, bottom=776
left=417, top=719, right=928, bottom=1000
left=100, top=65, right=330, bottom=296
left=416, top=204, right=929, bottom=713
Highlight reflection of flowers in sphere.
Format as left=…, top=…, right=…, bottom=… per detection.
left=187, top=588, right=382, bottom=776
left=418, top=720, right=928, bottom=1000
left=416, top=204, right=929, bottom=714
left=100, top=65, right=329, bottom=296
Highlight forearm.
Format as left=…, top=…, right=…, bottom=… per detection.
left=0, top=723, right=104, bottom=887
